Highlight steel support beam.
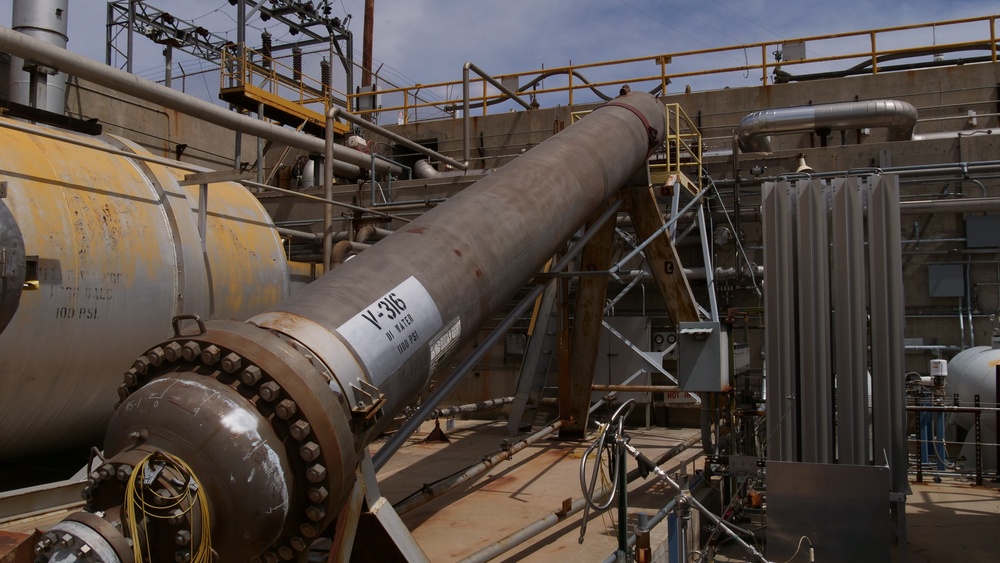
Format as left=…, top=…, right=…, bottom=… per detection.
left=561, top=200, right=617, bottom=438
left=621, top=185, right=699, bottom=324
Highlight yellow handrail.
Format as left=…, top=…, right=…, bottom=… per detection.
left=219, top=43, right=348, bottom=117
left=350, top=14, right=999, bottom=124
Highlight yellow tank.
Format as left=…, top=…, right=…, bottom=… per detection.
left=0, top=118, right=289, bottom=459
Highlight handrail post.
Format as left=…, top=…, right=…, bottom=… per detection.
left=991, top=16, right=997, bottom=63
left=463, top=63, right=470, bottom=168
left=870, top=31, right=878, bottom=74
left=761, top=44, right=768, bottom=85
left=568, top=63, right=574, bottom=106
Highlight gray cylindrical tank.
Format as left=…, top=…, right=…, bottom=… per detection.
left=0, top=119, right=290, bottom=459
left=9, top=0, right=69, bottom=114
left=946, top=346, right=998, bottom=469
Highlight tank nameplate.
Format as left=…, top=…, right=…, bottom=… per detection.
left=337, top=276, right=442, bottom=386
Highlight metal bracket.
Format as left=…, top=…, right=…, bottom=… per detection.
left=351, top=380, right=386, bottom=424
left=0, top=181, right=7, bottom=198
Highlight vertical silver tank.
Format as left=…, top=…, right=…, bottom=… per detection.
left=9, top=0, right=69, bottom=114
left=0, top=119, right=290, bottom=459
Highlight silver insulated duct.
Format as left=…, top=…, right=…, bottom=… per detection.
left=9, top=0, right=68, bottom=114
left=737, top=99, right=917, bottom=152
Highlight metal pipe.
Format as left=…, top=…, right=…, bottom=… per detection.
left=737, top=99, right=918, bottom=152
left=373, top=197, right=627, bottom=470
left=240, top=179, right=410, bottom=223
left=462, top=61, right=534, bottom=167
left=324, top=107, right=335, bottom=270
left=393, top=419, right=562, bottom=516
left=591, top=385, right=679, bottom=393
left=457, top=432, right=702, bottom=563
left=0, top=25, right=395, bottom=179
left=429, top=397, right=514, bottom=418
left=609, top=188, right=710, bottom=276
left=38, top=92, right=667, bottom=561
left=901, top=196, right=1000, bottom=214
left=329, top=107, right=466, bottom=172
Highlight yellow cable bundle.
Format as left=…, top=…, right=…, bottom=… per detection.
left=121, top=451, right=214, bottom=563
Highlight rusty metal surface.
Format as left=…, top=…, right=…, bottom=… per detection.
left=622, top=185, right=699, bottom=324
left=562, top=200, right=617, bottom=438
left=256, top=92, right=667, bottom=440
left=0, top=120, right=288, bottom=459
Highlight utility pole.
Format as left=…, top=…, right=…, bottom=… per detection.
left=362, top=0, right=374, bottom=86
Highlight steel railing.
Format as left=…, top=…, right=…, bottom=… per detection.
left=349, top=14, right=999, bottom=124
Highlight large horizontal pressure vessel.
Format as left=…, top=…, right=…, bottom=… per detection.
left=0, top=119, right=289, bottom=460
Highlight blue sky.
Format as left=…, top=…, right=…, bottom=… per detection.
left=2, top=1, right=998, bottom=108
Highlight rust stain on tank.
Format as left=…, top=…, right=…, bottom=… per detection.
left=475, top=269, right=483, bottom=278
left=406, top=226, right=429, bottom=234
left=453, top=249, right=462, bottom=257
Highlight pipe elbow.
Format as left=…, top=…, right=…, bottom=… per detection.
left=736, top=110, right=775, bottom=152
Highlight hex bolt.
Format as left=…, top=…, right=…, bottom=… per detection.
left=306, top=464, right=327, bottom=483
left=123, top=368, right=140, bottom=387
left=259, top=381, right=281, bottom=402
left=289, top=537, right=307, bottom=551
left=81, top=487, right=92, bottom=501
left=117, top=385, right=130, bottom=400
left=163, top=341, right=183, bottom=362
left=132, top=356, right=151, bottom=375
left=76, top=544, right=93, bottom=558
left=308, top=486, right=328, bottom=504
left=299, top=442, right=321, bottom=462
left=116, top=466, right=133, bottom=481
left=200, top=345, right=221, bottom=365
left=33, top=539, right=51, bottom=554
left=181, top=341, right=202, bottom=362
left=240, top=365, right=263, bottom=386
left=175, top=548, right=191, bottom=562
left=278, top=546, right=294, bottom=560
left=262, top=552, right=279, bottom=563
left=305, top=505, right=326, bottom=522
left=221, top=352, right=242, bottom=373
left=168, top=508, right=185, bottom=525
left=275, top=399, right=298, bottom=420
left=175, top=530, right=191, bottom=546
left=289, top=420, right=312, bottom=440
left=59, top=534, right=74, bottom=548
left=299, top=523, right=318, bottom=538
left=147, top=347, right=166, bottom=366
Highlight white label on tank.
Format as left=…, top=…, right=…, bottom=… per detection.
left=337, top=276, right=442, bottom=386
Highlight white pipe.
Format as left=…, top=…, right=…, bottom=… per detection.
left=0, top=25, right=399, bottom=179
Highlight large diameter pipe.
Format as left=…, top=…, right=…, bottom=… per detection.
left=737, top=99, right=917, bottom=152
left=254, top=91, right=664, bottom=436
left=41, top=92, right=666, bottom=562
left=0, top=26, right=399, bottom=179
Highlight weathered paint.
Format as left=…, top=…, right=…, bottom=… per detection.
left=0, top=119, right=289, bottom=459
